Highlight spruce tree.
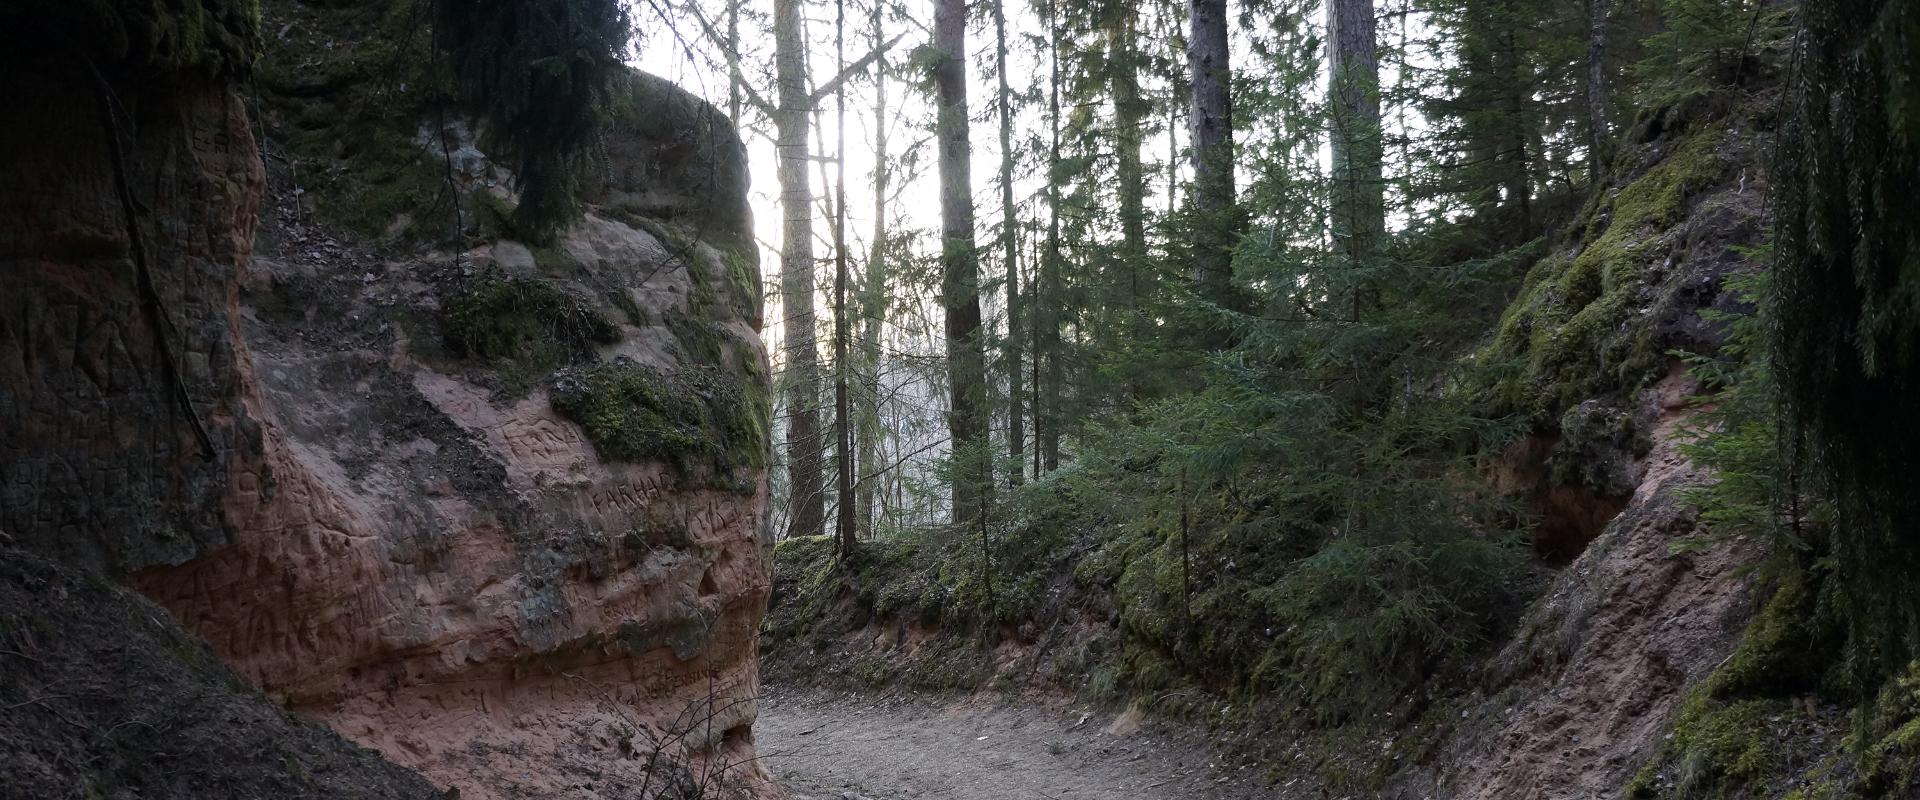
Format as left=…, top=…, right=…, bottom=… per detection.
left=1771, top=0, right=1920, bottom=688
left=935, top=0, right=990, bottom=521
left=434, top=0, right=629, bottom=242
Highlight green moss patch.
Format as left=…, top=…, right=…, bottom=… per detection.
left=1487, top=128, right=1731, bottom=418
left=257, top=0, right=452, bottom=240
left=443, top=273, right=618, bottom=363
left=1628, top=563, right=1864, bottom=798
left=549, top=361, right=763, bottom=481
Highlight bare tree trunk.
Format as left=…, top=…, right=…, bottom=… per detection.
left=1499, top=30, right=1533, bottom=238
left=857, top=1, right=890, bottom=533
left=935, top=0, right=989, bottom=521
left=1108, top=9, right=1147, bottom=289
left=1187, top=0, right=1235, bottom=299
left=775, top=0, right=826, bottom=540
left=1167, top=81, right=1181, bottom=222
left=1586, top=0, right=1612, bottom=170
left=1327, top=0, right=1383, bottom=300
left=994, top=0, right=1025, bottom=488
left=727, top=0, right=742, bottom=125
left=832, top=0, right=856, bottom=554
left=1038, top=0, right=1064, bottom=475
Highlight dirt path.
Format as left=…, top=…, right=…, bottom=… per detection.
left=754, top=687, right=1265, bottom=800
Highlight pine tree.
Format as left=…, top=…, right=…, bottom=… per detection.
left=993, top=0, right=1026, bottom=488
left=1585, top=0, right=1612, bottom=166
left=1186, top=0, right=1235, bottom=300
left=858, top=0, right=895, bottom=533
left=1327, top=0, right=1384, bottom=312
left=935, top=0, right=990, bottom=521
left=832, top=0, right=857, bottom=553
left=1038, top=0, right=1066, bottom=474
left=773, top=0, right=827, bottom=540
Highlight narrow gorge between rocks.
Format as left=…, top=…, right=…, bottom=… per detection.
left=5, top=1, right=1920, bottom=799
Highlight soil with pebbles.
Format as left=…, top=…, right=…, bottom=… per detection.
left=756, top=686, right=1265, bottom=800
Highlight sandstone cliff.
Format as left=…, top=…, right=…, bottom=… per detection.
left=1, top=1, right=776, bottom=798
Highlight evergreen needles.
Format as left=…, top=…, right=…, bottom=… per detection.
left=433, top=0, right=630, bottom=243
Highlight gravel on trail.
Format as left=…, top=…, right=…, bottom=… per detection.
left=755, top=686, right=1267, bottom=800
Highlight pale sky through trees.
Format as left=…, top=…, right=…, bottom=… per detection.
left=627, top=0, right=1436, bottom=534
left=631, top=0, right=1197, bottom=531
left=633, top=0, right=1192, bottom=354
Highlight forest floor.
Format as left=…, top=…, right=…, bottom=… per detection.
left=755, top=685, right=1267, bottom=800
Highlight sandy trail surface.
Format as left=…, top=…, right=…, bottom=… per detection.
left=754, top=687, right=1265, bottom=800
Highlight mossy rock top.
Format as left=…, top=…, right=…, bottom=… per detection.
left=548, top=359, right=766, bottom=486
left=1486, top=127, right=1735, bottom=420
left=3, top=0, right=260, bottom=76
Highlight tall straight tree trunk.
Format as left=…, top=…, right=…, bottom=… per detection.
left=832, top=0, right=856, bottom=553
left=1586, top=0, right=1612, bottom=170
left=1498, top=29, right=1533, bottom=238
left=935, top=0, right=989, bottom=521
left=1108, top=9, right=1147, bottom=291
left=857, top=2, right=890, bottom=533
left=775, top=0, right=826, bottom=540
left=1167, top=82, right=1181, bottom=222
left=727, top=0, right=742, bottom=124
left=1327, top=0, right=1384, bottom=303
left=993, top=0, right=1024, bottom=487
left=1187, top=0, right=1235, bottom=300
left=1039, top=0, right=1064, bottom=474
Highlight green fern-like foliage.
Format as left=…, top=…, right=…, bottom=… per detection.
left=1771, top=0, right=1920, bottom=691
left=434, top=0, right=629, bottom=243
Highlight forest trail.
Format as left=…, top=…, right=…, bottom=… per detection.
left=755, top=687, right=1266, bottom=800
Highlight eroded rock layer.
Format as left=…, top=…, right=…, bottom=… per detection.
left=1, top=2, right=777, bottom=798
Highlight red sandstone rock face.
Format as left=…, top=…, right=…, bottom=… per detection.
left=0, top=11, right=779, bottom=796
left=0, top=67, right=265, bottom=574
left=132, top=138, right=776, bottom=800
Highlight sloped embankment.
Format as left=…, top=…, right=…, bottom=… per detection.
left=0, top=549, right=442, bottom=799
